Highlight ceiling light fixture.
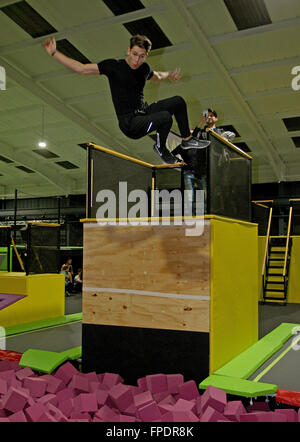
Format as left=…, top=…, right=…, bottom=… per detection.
left=38, top=105, right=47, bottom=148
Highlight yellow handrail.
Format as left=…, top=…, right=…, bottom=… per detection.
left=262, top=207, right=273, bottom=276
left=283, top=206, right=293, bottom=276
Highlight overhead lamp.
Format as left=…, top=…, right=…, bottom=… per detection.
left=38, top=105, right=47, bottom=148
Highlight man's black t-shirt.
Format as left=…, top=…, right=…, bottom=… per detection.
left=98, top=59, right=153, bottom=118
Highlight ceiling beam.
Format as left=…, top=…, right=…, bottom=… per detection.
left=171, top=0, right=286, bottom=181
left=209, top=17, right=300, bottom=45
left=0, top=3, right=167, bottom=56
left=0, top=56, right=134, bottom=155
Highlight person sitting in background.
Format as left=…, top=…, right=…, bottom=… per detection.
left=61, top=257, right=74, bottom=279
left=74, top=268, right=83, bottom=293
left=60, top=264, right=73, bottom=296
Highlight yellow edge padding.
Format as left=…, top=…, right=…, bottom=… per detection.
left=209, top=218, right=259, bottom=374
left=88, top=142, right=185, bottom=169
left=0, top=273, right=65, bottom=328
left=208, top=130, right=252, bottom=160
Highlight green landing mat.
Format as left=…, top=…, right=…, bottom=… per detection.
left=19, top=346, right=82, bottom=374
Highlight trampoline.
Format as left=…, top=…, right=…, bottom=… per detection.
left=199, top=322, right=300, bottom=406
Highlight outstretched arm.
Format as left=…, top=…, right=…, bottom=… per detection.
left=42, top=37, right=99, bottom=75
left=150, top=67, right=181, bottom=83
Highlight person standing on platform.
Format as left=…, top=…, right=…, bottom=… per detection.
left=42, top=34, right=210, bottom=164
left=192, top=108, right=235, bottom=142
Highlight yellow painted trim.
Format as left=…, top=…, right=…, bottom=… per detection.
left=88, top=142, right=184, bottom=169
left=11, top=237, right=25, bottom=272
left=27, top=222, right=60, bottom=227
left=208, top=130, right=252, bottom=160
left=81, top=214, right=257, bottom=227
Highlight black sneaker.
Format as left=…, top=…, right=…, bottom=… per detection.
left=153, top=144, right=178, bottom=164
left=181, top=137, right=210, bottom=150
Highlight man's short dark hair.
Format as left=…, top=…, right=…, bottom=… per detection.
left=130, top=35, right=152, bottom=53
left=208, top=108, right=218, bottom=118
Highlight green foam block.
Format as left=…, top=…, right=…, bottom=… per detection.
left=19, top=346, right=82, bottom=374
left=199, top=374, right=277, bottom=397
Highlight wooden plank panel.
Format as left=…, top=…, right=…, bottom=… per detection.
left=82, top=290, right=210, bottom=333
left=83, top=222, right=210, bottom=296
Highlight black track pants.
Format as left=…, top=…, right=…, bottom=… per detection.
left=118, top=96, right=191, bottom=150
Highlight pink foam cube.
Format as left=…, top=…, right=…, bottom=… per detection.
left=239, top=412, right=265, bottom=422
left=45, top=375, right=65, bottom=394
left=0, top=417, right=10, bottom=422
left=134, top=391, right=153, bottom=409
left=0, top=360, right=11, bottom=372
left=69, top=374, right=89, bottom=393
left=95, top=390, right=109, bottom=407
left=56, top=387, right=75, bottom=404
left=161, top=411, right=174, bottom=422
left=9, top=378, right=22, bottom=389
left=8, top=410, right=27, bottom=422
left=70, top=411, right=92, bottom=421
left=37, top=411, right=58, bottom=422
left=275, top=408, right=297, bottom=422
left=89, top=381, right=101, bottom=393
left=146, top=374, right=168, bottom=394
left=2, top=387, right=29, bottom=413
left=158, top=394, right=176, bottom=406
left=119, top=414, right=136, bottom=422
left=137, top=377, right=147, bottom=391
left=138, top=401, right=161, bottom=422
left=109, top=384, right=134, bottom=412
left=178, top=380, right=200, bottom=400
left=57, top=398, right=74, bottom=418
left=73, top=393, right=98, bottom=413
left=158, top=404, right=175, bottom=415
left=0, top=378, right=8, bottom=395
left=82, top=371, right=98, bottom=384
left=37, top=394, right=58, bottom=407
left=173, top=398, right=197, bottom=415
left=25, top=403, right=49, bottom=422
left=247, top=401, right=270, bottom=412
left=172, top=410, right=200, bottom=422
left=166, top=374, right=184, bottom=394
left=123, top=403, right=137, bottom=417
left=94, top=405, right=118, bottom=421
left=54, top=362, right=78, bottom=384
left=200, top=385, right=227, bottom=413
left=16, top=367, right=35, bottom=381
left=0, top=370, right=15, bottom=382
left=102, top=373, right=124, bottom=389
left=223, top=400, right=247, bottom=422
left=23, top=377, right=47, bottom=398
left=200, top=405, right=225, bottom=422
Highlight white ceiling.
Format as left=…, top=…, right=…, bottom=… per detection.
left=0, top=0, right=299, bottom=198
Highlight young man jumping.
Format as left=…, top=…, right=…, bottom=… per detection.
left=43, top=34, right=210, bottom=164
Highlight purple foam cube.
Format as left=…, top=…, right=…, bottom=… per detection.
left=2, top=387, right=29, bottom=413
left=73, top=393, right=98, bottom=413
left=200, top=405, right=225, bottom=422
left=134, top=391, right=153, bottom=409
left=223, top=400, right=247, bottom=422
left=146, top=374, right=168, bottom=394
left=8, top=410, right=27, bottom=422
left=54, top=362, right=78, bottom=384
left=23, top=377, right=47, bottom=398
left=166, top=374, right=184, bottom=394
left=109, top=384, right=134, bottom=412
left=178, top=380, right=200, bottom=401
left=200, top=385, right=227, bottom=414
left=138, top=401, right=161, bottom=422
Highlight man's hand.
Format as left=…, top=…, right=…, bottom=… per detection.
left=168, top=67, right=181, bottom=82
left=42, top=37, right=56, bottom=56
